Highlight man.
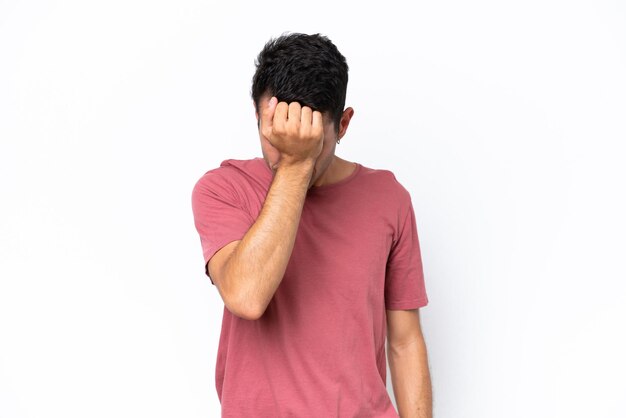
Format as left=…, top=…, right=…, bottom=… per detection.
left=191, top=33, right=432, bottom=418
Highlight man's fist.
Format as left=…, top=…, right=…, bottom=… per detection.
left=260, top=96, right=324, bottom=168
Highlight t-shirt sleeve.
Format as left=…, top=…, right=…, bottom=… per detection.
left=385, top=195, right=429, bottom=310
left=191, top=170, right=255, bottom=285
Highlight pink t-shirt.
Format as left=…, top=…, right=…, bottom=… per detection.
left=191, top=157, right=428, bottom=417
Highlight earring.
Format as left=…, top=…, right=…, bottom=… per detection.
left=336, top=138, right=341, bottom=144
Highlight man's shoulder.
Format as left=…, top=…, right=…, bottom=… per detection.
left=358, top=163, right=412, bottom=202
left=206, top=156, right=264, bottom=177
left=194, top=156, right=269, bottom=189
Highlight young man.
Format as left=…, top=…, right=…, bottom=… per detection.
left=191, top=33, right=432, bottom=418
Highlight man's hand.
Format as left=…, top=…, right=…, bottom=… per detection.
left=260, top=97, right=324, bottom=169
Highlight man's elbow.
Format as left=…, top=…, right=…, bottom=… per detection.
left=228, top=300, right=264, bottom=320
left=224, top=285, right=267, bottom=321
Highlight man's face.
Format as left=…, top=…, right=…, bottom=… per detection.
left=255, top=94, right=340, bottom=188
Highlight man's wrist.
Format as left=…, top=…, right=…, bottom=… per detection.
left=275, top=158, right=315, bottom=175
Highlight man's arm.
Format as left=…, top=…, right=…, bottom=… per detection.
left=386, top=309, right=433, bottom=418
left=214, top=161, right=314, bottom=320
left=209, top=97, right=323, bottom=320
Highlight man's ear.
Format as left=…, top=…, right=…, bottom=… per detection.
left=337, top=107, right=355, bottom=140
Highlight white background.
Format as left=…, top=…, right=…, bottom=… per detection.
left=1, top=1, right=625, bottom=417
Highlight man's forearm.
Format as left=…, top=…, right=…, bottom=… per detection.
left=224, top=161, right=314, bottom=319
left=387, top=337, right=433, bottom=418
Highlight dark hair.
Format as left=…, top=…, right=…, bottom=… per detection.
left=251, top=32, right=349, bottom=132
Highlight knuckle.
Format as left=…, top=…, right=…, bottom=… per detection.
left=300, top=124, right=311, bottom=136
left=288, top=123, right=299, bottom=136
